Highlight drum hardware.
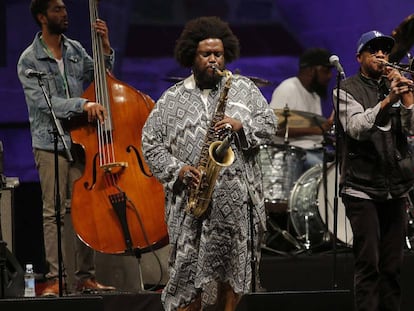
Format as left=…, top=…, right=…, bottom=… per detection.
left=258, top=143, right=305, bottom=214
left=289, top=164, right=353, bottom=250
left=405, top=190, right=414, bottom=250
left=318, top=119, right=337, bottom=246
left=282, top=104, right=291, bottom=145
left=304, top=214, right=311, bottom=250
left=259, top=138, right=306, bottom=255
left=268, top=216, right=303, bottom=250
left=262, top=213, right=304, bottom=256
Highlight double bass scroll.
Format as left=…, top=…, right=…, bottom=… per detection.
left=70, top=0, right=168, bottom=255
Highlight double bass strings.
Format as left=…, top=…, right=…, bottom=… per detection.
left=89, top=0, right=115, bottom=169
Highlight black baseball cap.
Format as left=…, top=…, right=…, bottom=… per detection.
left=299, top=48, right=333, bottom=68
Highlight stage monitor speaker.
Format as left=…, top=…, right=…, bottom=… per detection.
left=236, top=290, right=352, bottom=311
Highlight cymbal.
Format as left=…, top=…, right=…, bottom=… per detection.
left=273, top=109, right=327, bottom=128
left=247, top=76, right=272, bottom=87
left=389, top=14, right=414, bottom=63
left=163, top=76, right=185, bottom=83
left=163, top=75, right=272, bottom=87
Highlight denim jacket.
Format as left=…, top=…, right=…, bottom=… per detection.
left=17, top=32, right=115, bottom=151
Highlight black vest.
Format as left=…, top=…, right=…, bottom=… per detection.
left=338, top=73, right=414, bottom=200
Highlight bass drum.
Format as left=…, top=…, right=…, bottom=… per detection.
left=258, top=144, right=305, bottom=213
left=289, top=164, right=353, bottom=247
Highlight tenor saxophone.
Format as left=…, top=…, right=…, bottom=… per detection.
left=185, top=67, right=235, bottom=218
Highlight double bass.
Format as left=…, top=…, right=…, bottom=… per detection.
left=70, top=0, right=167, bottom=255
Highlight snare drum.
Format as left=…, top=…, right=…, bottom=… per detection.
left=259, top=144, right=305, bottom=213
left=289, top=164, right=353, bottom=247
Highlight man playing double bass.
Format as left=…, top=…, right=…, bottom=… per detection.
left=17, top=0, right=115, bottom=296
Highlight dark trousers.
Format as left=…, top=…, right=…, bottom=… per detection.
left=343, top=195, right=407, bottom=311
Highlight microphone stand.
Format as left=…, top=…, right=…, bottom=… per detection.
left=283, top=104, right=290, bottom=146
left=332, top=71, right=343, bottom=289
left=35, top=76, right=73, bottom=297
left=0, top=191, right=6, bottom=299
left=0, top=141, right=5, bottom=298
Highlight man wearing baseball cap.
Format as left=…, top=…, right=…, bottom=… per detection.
left=334, top=30, right=414, bottom=311
left=356, top=30, right=395, bottom=55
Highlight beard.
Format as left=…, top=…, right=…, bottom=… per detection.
left=47, top=18, right=68, bottom=35
left=365, top=66, right=384, bottom=80
left=310, top=75, right=328, bottom=99
left=193, top=66, right=222, bottom=90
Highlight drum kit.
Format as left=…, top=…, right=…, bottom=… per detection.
left=258, top=107, right=352, bottom=256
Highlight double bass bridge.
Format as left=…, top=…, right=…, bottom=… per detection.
left=102, top=162, right=128, bottom=174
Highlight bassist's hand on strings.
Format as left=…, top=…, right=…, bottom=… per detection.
left=83, top=101, right=107, bottom=123
left=93, top=19, right=111, bottom=55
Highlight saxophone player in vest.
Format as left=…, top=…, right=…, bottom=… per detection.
left=334, top=30, right=414, bottom=311
left=142, top=16, right=277, bottom=311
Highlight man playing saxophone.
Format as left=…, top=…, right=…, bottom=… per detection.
left=142, top=16, right=277, bottom=311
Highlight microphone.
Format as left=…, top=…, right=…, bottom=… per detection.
left=329, top=55, right=345, bottom=78
left=25, top=69, right=47, bottom=78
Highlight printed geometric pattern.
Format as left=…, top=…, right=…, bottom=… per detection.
left=142, top=74, right=278, bottom=310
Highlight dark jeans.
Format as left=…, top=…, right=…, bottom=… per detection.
left=343, top=195, right=407, bottom=311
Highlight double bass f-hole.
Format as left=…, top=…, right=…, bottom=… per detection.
left=126, top=145, right=153, bottom=178
left=70, top=0, right=167, bottom=255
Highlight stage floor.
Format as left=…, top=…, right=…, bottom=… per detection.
left=2, top=248, right=414, bottom=310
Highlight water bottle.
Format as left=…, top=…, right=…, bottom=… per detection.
left=24, top=263, right=36, bottom=297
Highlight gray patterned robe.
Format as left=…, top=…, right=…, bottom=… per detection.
left=142, top=74, right=278, bottom=310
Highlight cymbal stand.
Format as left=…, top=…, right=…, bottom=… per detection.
left=295, top=122, right=335, bottom=254
left=281, top=104, right=297, bottom=242
left=311, top=117, right=335, bottom=247
left=304, top=214, right=311, bottom=250
left=282, top=104, right=290, bottom=146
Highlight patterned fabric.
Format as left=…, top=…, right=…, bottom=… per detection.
left=142, top=74, right=277, bottom=310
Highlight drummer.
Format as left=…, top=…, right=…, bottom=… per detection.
left=269, top=48, right=335, bottom=172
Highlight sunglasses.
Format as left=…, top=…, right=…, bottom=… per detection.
left=361, top=42, right=392, bottom=55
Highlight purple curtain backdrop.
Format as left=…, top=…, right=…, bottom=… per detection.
left=1, top=0, right=413, bottom=182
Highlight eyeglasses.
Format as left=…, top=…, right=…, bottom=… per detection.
left=362, top=43, right=392, bottom=55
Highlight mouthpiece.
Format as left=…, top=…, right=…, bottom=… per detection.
left=211, top=65, right=222, bottom=75
left=211, top=66, right=232, bottom=78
